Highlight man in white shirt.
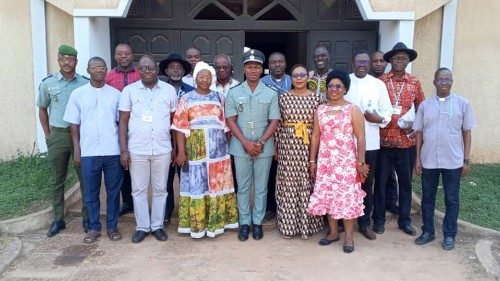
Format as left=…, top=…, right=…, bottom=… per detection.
left=64, top=57, right=123, bottom=244
left=345, top=51, right=392, bottom=240
left=119, top=55, right=178, bottom=243
left=214, top=54, right=239, bottom=97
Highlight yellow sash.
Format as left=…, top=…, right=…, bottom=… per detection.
left=283, top=121, right=312, bottom=144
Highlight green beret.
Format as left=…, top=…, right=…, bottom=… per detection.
left=58, top=45, right=77, bottom=56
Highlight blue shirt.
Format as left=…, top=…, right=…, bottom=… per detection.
left=260, top=74, right=292, bottom=95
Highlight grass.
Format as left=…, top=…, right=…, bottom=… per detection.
left=412, top=163, right=500, bottom=231
left=0, top=153, right=77, bottom=221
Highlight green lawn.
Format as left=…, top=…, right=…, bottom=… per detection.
left=412, top=164, right=500, bottom=231
left=0, top=154, right=77, bottom=220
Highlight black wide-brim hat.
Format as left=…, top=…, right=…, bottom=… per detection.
left=383, top=42, right=418, bottom=62
left=159, top=53, right=192, bottom=77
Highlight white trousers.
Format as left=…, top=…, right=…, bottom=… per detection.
left=129, top=153, right=170, bottom=232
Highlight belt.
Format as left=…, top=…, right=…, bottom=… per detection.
left=283, top=121, right=312, bottom=144
left=50, top=126, right=71, bottom=132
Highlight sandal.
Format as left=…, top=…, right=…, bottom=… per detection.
left=107, top=229, right=122, bottom=241
left=83, top=230, right=101, bottom=244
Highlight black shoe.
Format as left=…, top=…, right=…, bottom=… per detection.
left=47, top=221, right=66, bottom=237
left=372, top=224, right=385, bottom=234
left=386, top=205, right=399, bottom=215
left=442, top=237, right=455, bottom=250
left=152, top=229, right=168, bottom=241
left=399, top=225, right=417, bottom=236
left=343, top=242, right=355, bottom=253
left=359, top=226, right=376, bottom=240
left=131, top=230, right=149, bottom=243
left=238, top=224, right=250, bottom=241
left=319, top=236, right=340, bottom=246
left=119, top=204, right=134, bottom=217
left=252, top=224, right=264, bottom=240
left=415, top=232, right=435, bottom=245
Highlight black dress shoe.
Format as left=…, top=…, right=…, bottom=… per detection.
left=131, top=230, right=149, bottom=243
left=119, top=204, right=134, bottom=217
left=359, top=226, right=376, bottom=240
left=399, top=225, right=417, bottom=236
left=252, top=224, right=264, bottom=240
left=152, top=229, right=168, bottom=241
left=343, top=242, right=355, bottom=253
left=319, top=236, right=340, bottom=246
left=47, top=221, right=66, bottom=237
left=238, top=224, right=250, bottom=241
left=372, top=224, right=385, bottom=234
left=415, top=232, right=435, bottom=245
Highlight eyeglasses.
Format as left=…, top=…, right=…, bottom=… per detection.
left=391, top=56, right=409, bottom=62
left=354, top=60, right=369, bottom=66
left=327, top=84, right=344, bottom=90
left=58, top=55, right=76, bottom=63
left=139, top=66, right=157, bottom=72
left=292, top=72, right=308, bottom=79
left=435, top=78, right=453, bottom=84
left=89, top=66, right=107, bottom=71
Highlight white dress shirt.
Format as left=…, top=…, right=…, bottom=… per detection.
left=63, top=83, right=121, bottom=157
left=345, top=74, right=392, bottom=151
left=119, top=80, right=178, bottom=155
left=182, top=74, right=194, bottom=87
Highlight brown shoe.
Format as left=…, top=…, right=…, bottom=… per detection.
left=107, top=229, right=122, bottom=241
left=359, top=226, right=376, bottom=240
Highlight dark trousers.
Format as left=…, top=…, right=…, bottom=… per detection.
left=266, top=159, right=278, bottom=214
left=421, top=168, right=462, bottom=238
left=165, top=163, right=179, bottom=219
left=120, top=170, right=133, bottom=206
left=385, top=171, right=399, bottom=208
left=373, top=147, right=415, bottom=228
left=357, top=150, right=377, bottom=228
left=46, top=127, right=87, bottom=222
left=81, top=155, right=123, bottom=232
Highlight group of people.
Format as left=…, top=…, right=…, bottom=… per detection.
left=37, top=41, right=475, bottom=254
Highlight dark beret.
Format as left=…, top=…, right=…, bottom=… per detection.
left=58, top=45, right=78, bottom=56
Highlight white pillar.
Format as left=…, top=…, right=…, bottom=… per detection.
left=73, top=17, right=111, bottom=74
left=379, top=20, right=416, bottom=73
left=30, top=0, right=48, bottom=153
left=440, top=0, right=457, bottom=70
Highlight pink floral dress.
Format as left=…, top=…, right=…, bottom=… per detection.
left=307, top=103, right=366, bottom=219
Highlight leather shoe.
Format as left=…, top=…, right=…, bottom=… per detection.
left=252, top=224, right=264, bottom=240
left=359, top=226, right=376, bottom=240
left=372, top=224, right=385, bottom=234
left=238, top=224, right=250, bottom=241
left=131, top=230, right=149, bottom=243
left=118, top=203, right=134, bottom=217
left=152, top=229, right=168, bottom=241
left=415, top=232, right=435, bottom=245
left=47, top=221, right=66, bottom=237
left=319, top=236, right=340, bottom=246
left=442, top=237, right=455, bottom=250
left=399, top=225, right=417, bottom=236
left=343, top=242, right=355, bottom=253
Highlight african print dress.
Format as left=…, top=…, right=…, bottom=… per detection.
left=172, top=90, right=238, bottom=238
left=275, top=92, right=324, bottom=238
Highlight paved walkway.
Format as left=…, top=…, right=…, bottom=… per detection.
left=0, top=210, right=494, bottom=281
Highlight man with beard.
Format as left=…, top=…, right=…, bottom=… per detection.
left=182, top=46, right=203, bottom=87
left=225, top=49, right=280, bottom=241
left=260, top=52, right=292, bottom=221
left=37, top=45, right=89, bottom=237
left=308, top=46, right=333, bottom=98
left=64, top=57, right=123, bottom=244
left=158, top=53, right=195, bottom=223
left=105, top=43, right=141, bottom=217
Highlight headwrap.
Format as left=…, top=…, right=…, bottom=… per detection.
left=193, top=61, right=216, bottom=85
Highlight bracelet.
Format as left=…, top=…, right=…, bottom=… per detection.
left=309, top=160, right=316, bottom=163
left=357, top=162, right=365, bottom=166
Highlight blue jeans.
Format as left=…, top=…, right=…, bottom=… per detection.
left=81, top=155, right=123, bottom=232
left=421, top=168, right=462, bottom=238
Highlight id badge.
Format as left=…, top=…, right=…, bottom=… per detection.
left=142, top=113, right=153, bottom=123
left=392, top=105, right=402, bottom=115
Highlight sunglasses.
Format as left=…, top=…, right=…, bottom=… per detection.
left=292, top=72, right=308, bottom=79
left=327, top=84, right=344, bottom=90
left=139, top=65, right=157, bottom=72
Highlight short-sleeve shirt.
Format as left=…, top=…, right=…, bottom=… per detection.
left=413, top=94, right=476, bottom=169
left=308, top=69, right=331, bottom=98
left=379, top=71, right=426, bottom=148
left=63, top=84, right=121, bottom=157
left=37, top=72, right=89, bottom=128
left=225, top=81, right=281, bottom=158
left=105, top=66, right=141, bottom=92
left=119, top=80, right=178, bottom=155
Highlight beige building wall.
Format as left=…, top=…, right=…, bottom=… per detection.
left=46, top=2, right=74, bottom=73
left=452, top=0, right=500, bottom=163
left=412, top=8, right=442, bottom=97
left=0, top=0, right=37, bottom=159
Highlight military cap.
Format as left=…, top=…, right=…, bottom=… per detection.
left=242, top=49, right=265, bottom=64
left=58, top=45, right=78, bottom=56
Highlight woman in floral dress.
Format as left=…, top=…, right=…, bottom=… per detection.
left=172, top=62, right=238, bottom=238
left=275, top=64, right=324, bottom=239
left=307, top=69, right=369, bottom=253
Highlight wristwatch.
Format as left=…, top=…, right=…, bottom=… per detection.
left=258, top=138, right=266, bottom=146
left=464, top=159, right=471, bottom=165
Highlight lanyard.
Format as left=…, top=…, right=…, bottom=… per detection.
left=389, top=78, right=406, bottom=106
left=434, top=95, right=453, bottom=118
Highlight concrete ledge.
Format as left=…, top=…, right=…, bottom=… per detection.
left=0, top=183, right=82, bottom=235
left=0, top=237, right=22, bottom=274
left=411, top=192, right=500, bottom=238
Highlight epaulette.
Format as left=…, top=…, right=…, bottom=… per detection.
left=263, top=83, right=279, bottom=93
left=41, top=74, right=52, bottom=82
left=231, top=81, right=243, bottom=89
